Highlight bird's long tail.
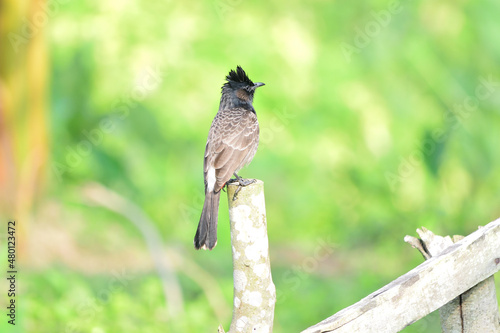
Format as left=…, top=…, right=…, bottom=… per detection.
left=194, top=190, right=221, bottom=250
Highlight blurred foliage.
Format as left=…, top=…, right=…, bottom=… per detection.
left=2, top=0, right=500, bottom=332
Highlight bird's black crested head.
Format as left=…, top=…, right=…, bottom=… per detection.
left=219, top=66, right=264, bottom=112
left=223, top=66, right=254, bottom=89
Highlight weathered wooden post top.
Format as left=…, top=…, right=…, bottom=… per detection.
left=222, top=180, right=276, bottom=333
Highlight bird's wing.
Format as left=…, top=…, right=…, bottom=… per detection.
left=204, top=108, right=259, bottom=192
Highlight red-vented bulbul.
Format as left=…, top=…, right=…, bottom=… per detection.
left=194, top=66, right=264, bottom=250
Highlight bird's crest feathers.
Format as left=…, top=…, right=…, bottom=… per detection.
left=224, top=66, right=254, bottom=87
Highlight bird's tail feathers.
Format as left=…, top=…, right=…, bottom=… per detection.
left=194, top=190, right=220, bottom=250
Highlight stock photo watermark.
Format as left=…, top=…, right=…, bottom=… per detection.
left=6, top=220, right=17, bottom=326
left=340, top=1, right=402, bottom=63
left=214, top=0, right=244, bottom=21
left=52, top=66, right=164, bottom=181
left=385, top=75, right=499, bottom=190
left=64, top=268, right=134, bottom=333
left=275, top=236, right=336, bottom=304
left=8, top=0, right=71, bottom=53
left=259, top=107, right=296, bottom=147
left=180, top=192, right=205, bottom=224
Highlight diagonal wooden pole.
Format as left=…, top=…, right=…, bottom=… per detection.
left=405, top=229, right=500, bottom=333
left=301, top=219, right=500, bottom=333
left=225, top=180, right=276, bottom=333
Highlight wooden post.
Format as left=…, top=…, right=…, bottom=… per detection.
left=225, top=180, right=276, bottom=333
left=405, top=229, right=500, bottom=333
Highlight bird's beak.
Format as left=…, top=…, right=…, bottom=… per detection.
left=254, top=82, right=265, bottom=88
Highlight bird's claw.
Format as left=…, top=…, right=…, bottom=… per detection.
left=231, top=178, right=256, bottom=201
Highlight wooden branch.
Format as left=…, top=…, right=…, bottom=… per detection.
left=406, top=230, right=500, bottom=332
left=301, top=218, right=500, bottom=333
left=82, top=182, right=184, bottom=317
left=226, top=180, right=276, bottom=333
left=439, top=275, right=500, bottom=333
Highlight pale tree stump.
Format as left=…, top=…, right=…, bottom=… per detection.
left=222, top=180, right=276, bottom=333
left=405, top=227, right=500, bottom=333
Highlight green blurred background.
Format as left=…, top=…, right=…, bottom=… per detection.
left=1, top=0, right=499, bottom=332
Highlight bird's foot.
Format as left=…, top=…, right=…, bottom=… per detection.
left=231, top=174, right=256, bottom=201
left=238, top=178, right=256, bottom=187
left=223, top=178, right=238, bottom=192
left=227, top=178, right=239, bottom=184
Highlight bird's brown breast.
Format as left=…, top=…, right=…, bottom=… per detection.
left=204, top=108, right=259, bottom=192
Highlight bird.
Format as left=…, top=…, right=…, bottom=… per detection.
left=194, top=66, right=265, bottom=250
